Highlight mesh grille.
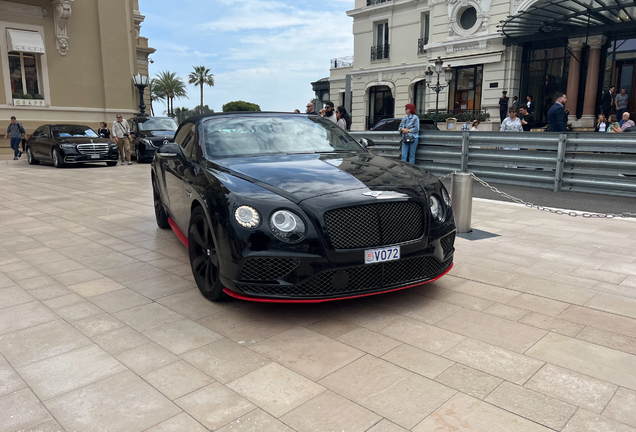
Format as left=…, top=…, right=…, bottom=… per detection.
left=238, top=258, right=300, bottom=282
left=324, top=202, right=424, bottom=249
left=236, top=256, right=452, bottom=298
left=440, top=232, right=456, bottom=255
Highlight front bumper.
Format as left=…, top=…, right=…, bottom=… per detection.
left=62, top=149, right=119, bottom=163
left=221, top=231, right=455, bottom=301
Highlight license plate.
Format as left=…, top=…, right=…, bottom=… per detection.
left=365, top=246, right=400, bottom=264
left=90, top=154, right=100, bottom=159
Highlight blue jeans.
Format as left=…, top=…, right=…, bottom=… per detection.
left=10, top=137, right=21, bottom=158
left=401, top=137, right=419, bottom=164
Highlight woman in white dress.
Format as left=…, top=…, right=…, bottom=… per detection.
left=500, top=108, right=523, bottom=132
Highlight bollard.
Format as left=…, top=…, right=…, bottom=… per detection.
left=450, top=172, right=473, bottom=233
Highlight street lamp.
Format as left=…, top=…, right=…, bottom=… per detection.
left=132, top=74, right=150, bottom=116
left=424, top=57, right=453, bottom=126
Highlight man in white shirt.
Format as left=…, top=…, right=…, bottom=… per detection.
left=323, top=102, right=338, bottom=124
left=112, top=114, right=132, bottom=165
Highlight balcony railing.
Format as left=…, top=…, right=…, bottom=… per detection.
left=418, top=37, right=429, bottom=55
left=367, top=0, right=391, bottom=5
left=331, top=56, right=354, bottom=69
left=371, top=44, right=390, bottom=61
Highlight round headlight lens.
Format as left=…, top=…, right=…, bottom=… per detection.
left=442, top=188, right=452, bottom=207
left=430, top=196, right=445, bottom=222
left=60, top=144, right=75, bottom=149
left=270, top=210, right=306, bottom=242
left=235, top=206, right=260, bottom=228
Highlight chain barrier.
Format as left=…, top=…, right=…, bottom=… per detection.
left=440, top=171, right=636, bottom=219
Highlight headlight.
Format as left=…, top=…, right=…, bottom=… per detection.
left=235, top=206, right=260, bottom=228
left=60, top=144, right=75, bottom=149
left=142, top=138, right=155, bottom=147
left=270, top=210, right=306, bottom=242
left=430, top=196, right=445, bottom=223
left=442, top=188, right=452, bottom=207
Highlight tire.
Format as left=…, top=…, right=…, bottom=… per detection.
left=106, top=161, right=117, bottom=167
left=136, top=146, right=144, bottom=163
left=153, top=177, right=171, bottom=229
left=52, top=148, right=64, bottom=168
left=26, top=146, right=39, bottom=165
left=188, top=206, right=228, bottom=301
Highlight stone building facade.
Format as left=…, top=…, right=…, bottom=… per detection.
left=0, top=0, right=155, bottom=132
left=323, top=0, right=636, bottom=131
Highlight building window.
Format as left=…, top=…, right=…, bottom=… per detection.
left=367, top=85, right=394, bottom=129
left=414, top=80, right=426, bottom=116
left=372, top=22, right=389, bottom=61
left=448, top=65, right=483, bottom=116
left=459, top=7, right=478, bottom=30
left=8, top=51, right=42, bottom=99
left=418, top=13, right=430, bottom=55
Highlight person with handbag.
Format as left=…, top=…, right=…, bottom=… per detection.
left=399, top=104, right=420, bottom=164
left=112, top=114, right=132, bottom=165
left=4, top=116, right=26, bottom=160
left=97, top=122, right=111, bottom=140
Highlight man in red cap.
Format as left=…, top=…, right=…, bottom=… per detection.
left=399, top=104, right=420, bottom=164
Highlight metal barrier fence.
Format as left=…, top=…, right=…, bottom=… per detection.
left=349, top=131, right=636, bottom=198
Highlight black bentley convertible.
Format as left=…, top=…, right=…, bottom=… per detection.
left=152, top=113, right=456, bottom=302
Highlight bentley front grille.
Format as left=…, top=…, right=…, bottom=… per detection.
left=324, top=201, right=424, bottom=249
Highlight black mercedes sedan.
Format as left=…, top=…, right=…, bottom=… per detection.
left=129, top=116, right=178, bottom=163
left=26, top=124, right=118, bottom=168
left=152, top=113, right=456, bottom=302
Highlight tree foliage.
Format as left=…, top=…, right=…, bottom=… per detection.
left=222, top=100, right=261, bottom=112
left=153, top=71, right=188, bottom=116
left=188, top=66, right=215, bottom=114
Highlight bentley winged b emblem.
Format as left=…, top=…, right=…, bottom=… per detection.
left=362, top=191, right=384, bottom=198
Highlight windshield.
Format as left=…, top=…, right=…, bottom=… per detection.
left=51, top=125, right=99, bottom=138
left=202, top=115, right=363, bottom=158
left=138, top=118, right=178, bottom=131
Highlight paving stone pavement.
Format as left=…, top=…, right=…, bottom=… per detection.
left=1, top=160, right=636, bottom=432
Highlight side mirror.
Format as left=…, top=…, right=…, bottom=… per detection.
left=157, top=142, right=181, bottom=158
left=360, top=138, right=376, bottom=148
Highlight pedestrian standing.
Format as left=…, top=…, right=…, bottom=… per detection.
left=526, top=95, right=535, bottom=114
left=399, top=104, right=420, bottom=164
left=547, top=93, right=568, bottom=132
left=323, top=102, right=338, bottom=124
left=461, top=119, right=470, bottom=131
left=336, top=106, right=351, bottom=131
left=4, top=116, right=25, bottom=160
left=319, top=109, right=326, bottom=117
left=500, top=108, right=523, bottom=132
left=621, top=112, right=635, bottom=131
left=595, top=114, right=607, bottom=132
left=518, top=106, right=535, bottom=132
left=293, top=109, right=301, bottom=114
left=601, top=86, right=615, bottom=118
left=499, top=91, right=509, bottom=122
left=112, top=114, right=132, bottom=165
left=512, top=96, right=519, bottom=109
left=615, top=88, right=629, bottom=120
left=470, top=120, right=480, bottom=131
left=97, top=122, right=111, bottom=139
left=305, top=102, right=318, bottom=115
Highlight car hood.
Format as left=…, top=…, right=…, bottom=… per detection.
left=215, top=152, right=437, bottom=203
left=56, top=137, right=110, bottom=144
left=141, top=130, right=176, bottom=139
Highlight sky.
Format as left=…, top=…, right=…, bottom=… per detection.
left=139, top=0, right=354, bottom=114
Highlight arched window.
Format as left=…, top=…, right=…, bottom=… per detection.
left=368, top=85, right=395, bottom=129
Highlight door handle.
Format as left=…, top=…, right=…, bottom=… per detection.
left=185, top=188, right=192, bottom=198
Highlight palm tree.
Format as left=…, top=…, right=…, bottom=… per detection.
left=153, top=71, right=188, bottom=116
left=149, top=78, right=166, bottom=116
left=188, top=66, right=215, bottom=115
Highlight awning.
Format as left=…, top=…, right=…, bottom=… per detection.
left=499, top=0, right=636, bottom=42
left=6, top=29, right=45, bottom=54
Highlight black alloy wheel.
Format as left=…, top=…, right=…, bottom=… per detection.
left=136, top=146, right=144, bottom=163
left=153, top=177, right=170, bottom=229
left=26, top=146, right=39, bottom=165
left=52, top=148, right=64, bottom=168
left=188, top=206, right=227, bottom=301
